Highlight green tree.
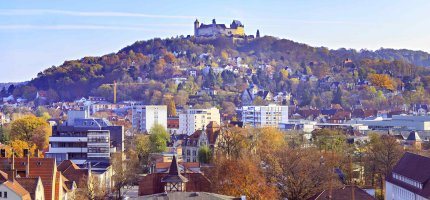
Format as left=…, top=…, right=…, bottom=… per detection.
left=198, top=145, right=212, bottom=164
left=149, top=124, right=170, bottom=153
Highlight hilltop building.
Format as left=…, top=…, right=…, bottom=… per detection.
left=194, top=19, right=245, bottom=37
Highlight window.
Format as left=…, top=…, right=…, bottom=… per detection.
left=0, top=192, right=2, bottom=197
left=4, top=191, right=7, bottom=198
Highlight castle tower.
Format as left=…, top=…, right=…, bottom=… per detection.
left=256, top=29, right=260, bottom=38
left=194, top=19, right=200, bottom=36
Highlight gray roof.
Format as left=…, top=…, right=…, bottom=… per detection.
left=133, top=192, right=239, bottom=200
left=407, top=131, right=422, bottom=141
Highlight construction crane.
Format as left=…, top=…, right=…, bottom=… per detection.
left=105, top=81, right=147, bottom=104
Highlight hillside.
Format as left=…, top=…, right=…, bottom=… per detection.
left=5, top=35, right=430, bottom=110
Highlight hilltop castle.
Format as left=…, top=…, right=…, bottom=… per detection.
left=194, top=19, right=246, bottom=37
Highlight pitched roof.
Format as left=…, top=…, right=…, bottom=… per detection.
left=57, top=160, right=88, bottom=188
left=16, top=177, right=40, bottom=200
left=161, top=156, right=188, bottom=183
left=3, top=180, right=31, bottom=199
left=406, top=131, right=422, bottom=141
left=308, top=186, right=375, bottom=200
left=0, top=157, right=56, bottom=200
left=386, top=152, right=430, bottom=197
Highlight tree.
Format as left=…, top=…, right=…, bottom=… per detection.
left=207, top=157, right=278, bottom=199
left=221, top=101, right=236, bottom=119
left=368, top=73, right=396, bottom=91
left=366, top=134, right=403, bottom=198
left=9, top=140, right=37, bottom=157
left=198, top=145, right=212, bottom=164
left=265, top=148, right=334, bottom=200
left=167, top=99, right=177, bottom=116
left=332, top=87, right=343, bottom=105
left=148, top=124, right=170, bottom=153
left=112, top=151, right=139, bottom=200
left=10, top=115, right=51, bottom=150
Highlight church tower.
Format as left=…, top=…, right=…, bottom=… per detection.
left=194, top=19, right=200, bottom=36
left=256, top=29, right=260, bottom=38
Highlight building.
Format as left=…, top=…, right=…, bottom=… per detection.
left=194, top=19, right=245, bottom=37
left=178, top=107, right=220, bottom=136
left=242, top=104, right=288, bottom=128
left=58, top=160, right=113, bottom=193
left=308, top=186, right=375, bottom=200
left=0, top=150, right=75, bottom=200
left=385, top=152, right=430, bottom=200
left=132, top=105, right=167, bottom=133
left=167, top=117, right=179, bottom=135
left=182, top=122, right=221, bottom=162
left=137, top=192, right=239, bottom=200
left=46, top=109, right=124, bottom=165
left=138, top=156, right=211, bottom=196
left=354, top=115, right=430, bottom=131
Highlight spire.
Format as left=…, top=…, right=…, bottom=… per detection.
left=161, top=155, right=188, bottom=183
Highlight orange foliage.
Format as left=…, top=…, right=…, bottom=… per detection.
left=368, top=73, right=396, bottom=91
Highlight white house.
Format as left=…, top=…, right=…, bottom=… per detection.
left=385, top=152, right=430, bottom=200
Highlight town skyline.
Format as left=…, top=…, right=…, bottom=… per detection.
left=2, top=0, right=430, bottom=82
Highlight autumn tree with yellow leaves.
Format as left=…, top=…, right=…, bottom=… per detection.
left=368, top=73, right=397, bottom=91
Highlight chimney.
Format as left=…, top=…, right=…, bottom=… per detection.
left=8, top=151, right=15, bottom=182
left=35, top=149, right=40, bottom=158
left=0, top=149, right=5, bottom=158
left=24, top=149, right=30, bottom=178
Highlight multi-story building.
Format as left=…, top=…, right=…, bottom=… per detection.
left=132, top=105, right=167, bottom=133
left=386, top=152, right=430, bottom=200
left=46, top=109, right=124, bottom=165
left=241, top=104, right=288, bottom=128
left=178, top=107, right=220, bottom=136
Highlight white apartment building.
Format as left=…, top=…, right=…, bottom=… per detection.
left=242, top=104, right=288, bottom=128
left=386, top=152, right=430, bottom=200
left=178, top=107, right=220, bottom=135
left=132, top=105, right=167, bottom=133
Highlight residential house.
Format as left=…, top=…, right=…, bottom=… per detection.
left=182, top=121, right=221, bottom=162
left=0, top=150, right=75, bottom=200
left=138, top=156, right=211, bottom=195
left=167, top=117, right=179, bottom=135
left=385, top=152, right=430, bottom=200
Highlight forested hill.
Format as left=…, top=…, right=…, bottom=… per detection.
left=6, top=35, right=430, bottom=109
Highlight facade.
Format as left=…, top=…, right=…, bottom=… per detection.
left=46, top=109, right=124, bottom=165
left=167, top=117, right=179, bottom=135
left=182, top=121, right=221, bottom=162
left=242, top=104, right=289, bottom=128
left=132, top=105, right=167, bottom=133
left=194, top=19, right=245, bottom=37
left=178, top=107, right=220, bottom=136
left=385, top=152, right=430, bottom=200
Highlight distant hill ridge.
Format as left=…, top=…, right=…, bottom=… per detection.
left=6, top=35, right=430, bottom=104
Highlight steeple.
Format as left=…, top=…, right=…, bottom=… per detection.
left=161, top=155, right=188, bottom=192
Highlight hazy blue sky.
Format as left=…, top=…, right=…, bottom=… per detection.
left=1, top=0, right=430, bottom=82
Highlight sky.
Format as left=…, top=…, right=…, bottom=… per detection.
left=1, top=0, right=430, bottom=82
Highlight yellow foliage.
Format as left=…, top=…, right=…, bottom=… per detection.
left=368, top=73, right=396, bottom=91
left=9, top=140, right=37, bottom=157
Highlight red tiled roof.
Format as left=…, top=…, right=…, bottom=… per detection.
left=16, top=177, right=40, bottom=200
left=0, top=157, right=56, bottom=200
